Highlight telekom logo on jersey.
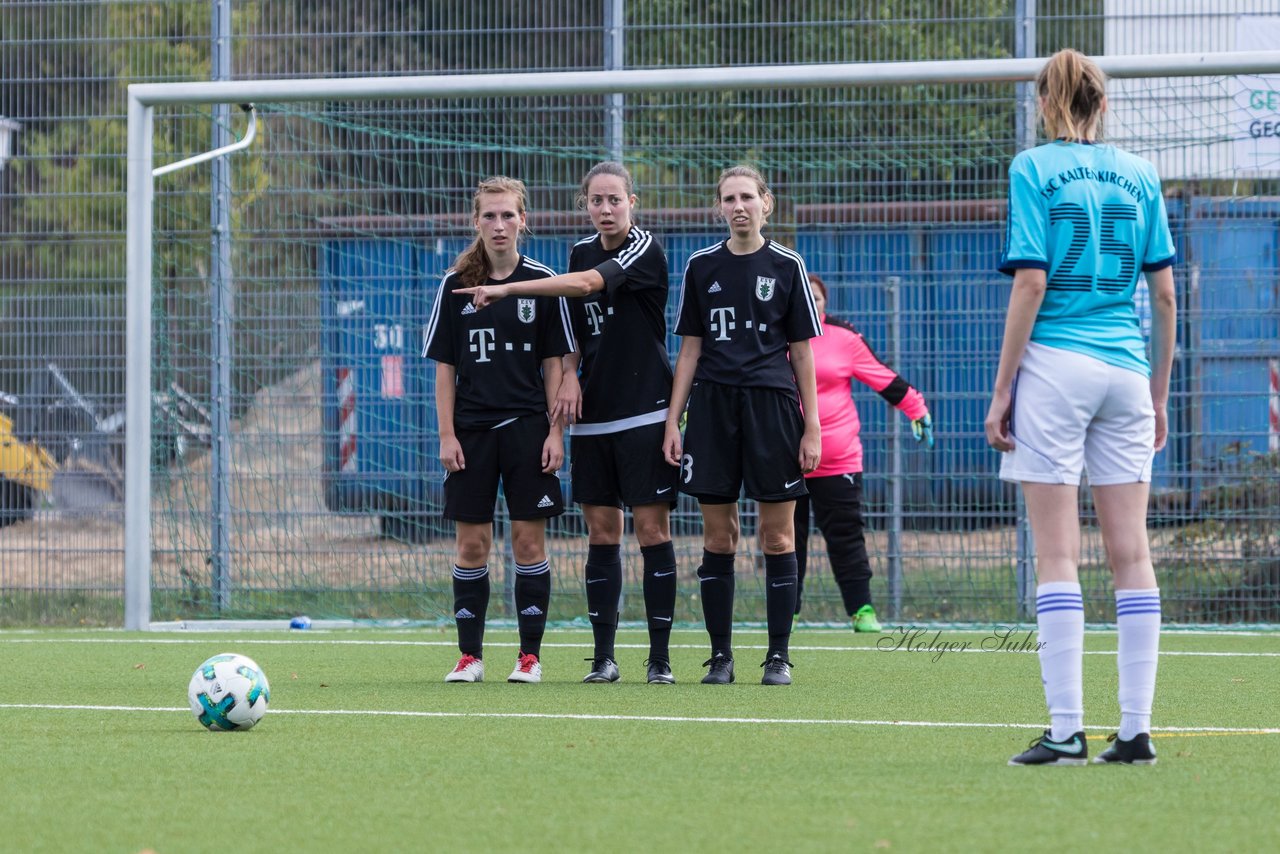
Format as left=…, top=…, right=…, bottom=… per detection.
left=584, top=301, right=606, bottom=335
left=709, top=307, right=736, bottom=341
left=468, top=328, right=497, bottom=362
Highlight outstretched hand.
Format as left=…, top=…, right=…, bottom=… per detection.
left=453, top=284, right=508, bottom=307
left=911, top=412, right=935, bottom=449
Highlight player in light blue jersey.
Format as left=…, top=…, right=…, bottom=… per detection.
left=987, top=49, right=1176, bottom=767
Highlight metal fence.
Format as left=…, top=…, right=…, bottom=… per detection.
left=2, top=1, right=1279, bottom=626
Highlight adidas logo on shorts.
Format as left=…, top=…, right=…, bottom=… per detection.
left=455, top=608, right=476, bottom=619
left=537, top=495, right=554, bottom=508
left=519, top=605, right=544, bottom=616
left=461, top=303, right=477, bottom=315
left=708, top=281, right=722, bottom=293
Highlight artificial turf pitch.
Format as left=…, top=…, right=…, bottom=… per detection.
left=2, top=626, right=1277, bottom=853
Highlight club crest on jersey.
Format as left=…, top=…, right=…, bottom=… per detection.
left=516, top=298, right=536, bottom=324
left=755, top=276, right=776, bottom=302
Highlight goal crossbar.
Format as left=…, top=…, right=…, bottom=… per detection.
left=129, top=50, right=1280, bottom=106
left=124, top=50, right=1280, bottom=629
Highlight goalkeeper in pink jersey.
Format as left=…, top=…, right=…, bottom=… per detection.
left=794, top=273, right=933, bottom=631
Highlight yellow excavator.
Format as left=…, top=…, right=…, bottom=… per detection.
left=0, top=364, right=200, bottom=525
left=0, top=404, right=55, bottom=527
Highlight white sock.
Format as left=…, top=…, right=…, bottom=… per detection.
left=1116, top=588, right=1161, bottom=740
left=1037, top=581, right=1085, bottom=741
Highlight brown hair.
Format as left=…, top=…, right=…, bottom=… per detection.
left=1036, top=48, right=1107, bottom=142
left=715, top=165, right=774, bottom=216
left=453, top=176, right=529, bottom=288
left=575, top=161, right=634, bottom=209
left=807, top=272, right=828, bottom=300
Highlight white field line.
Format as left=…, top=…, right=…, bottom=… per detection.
left=6, top=626, right=1280, bottom=637
left=1, top=702, right=1276, bottom=734
left=0, top=636, right=1276, bottom=657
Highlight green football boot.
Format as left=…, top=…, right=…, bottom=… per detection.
left=852, top=604, right=882, bottom=633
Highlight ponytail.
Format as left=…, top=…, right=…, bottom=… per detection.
left=1036, top=48, right=1107, bottom=142
left=453, top=241, right=492, bottom=291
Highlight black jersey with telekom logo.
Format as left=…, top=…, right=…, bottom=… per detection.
left=568, top=226, right=673, bottom=434
left=423, top=256, right=576, bottom=430
left=675, top=239, right=822, bottom=393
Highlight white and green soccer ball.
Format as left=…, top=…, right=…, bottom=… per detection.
left=187, top=653, right=270, bottom=732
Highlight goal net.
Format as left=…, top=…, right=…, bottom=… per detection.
left=128, top=56, right=1280, bottom=628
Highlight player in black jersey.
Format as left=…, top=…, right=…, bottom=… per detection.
left=422, top=177, right=576, bottom=686
left=663, top=165, right=823, bottom=686
left=457, top=162, right=681, bottom=685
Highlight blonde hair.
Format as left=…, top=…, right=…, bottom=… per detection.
left=714, top=164, right=774, bottom=220
left=575, top=161, right=634, bottom=209
left=1037, top=48, right=1107, bottom=142
left=453, top=176, right=529, bottom=288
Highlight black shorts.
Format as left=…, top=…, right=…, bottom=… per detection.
left=570, top=420, right=680, bottom=508
left=443, top=412, right=565, bottom=523
left=679, top=382, right=807, bottom=503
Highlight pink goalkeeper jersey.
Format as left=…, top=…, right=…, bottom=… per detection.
left=810, top=315, right=928, bottom=477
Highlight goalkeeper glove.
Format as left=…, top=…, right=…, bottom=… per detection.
left=911, top=412, right=934, bottom=449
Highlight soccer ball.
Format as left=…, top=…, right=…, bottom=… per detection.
left=187, top=653, right=270, bottom=731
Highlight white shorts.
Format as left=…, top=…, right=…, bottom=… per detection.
left=999, top=342, right=1155, bottom=486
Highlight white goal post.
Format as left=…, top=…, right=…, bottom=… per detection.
left=124, top=50, right=1280, bottom=630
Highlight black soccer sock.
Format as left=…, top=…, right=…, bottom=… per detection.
left=697, top=549, right=736, bottom=657
left=452, top=564, right=490, bottom=658
left=585, top=543, right=622, bottom=660
left=793, top=494, right=810, bottom=615
left=514, top=559, right=552, bottom=658
left=764, top=552, right=799, bottom=659
left=641, top=541, right=677, bottom=663
left=847, top=578, right=873, bottom=615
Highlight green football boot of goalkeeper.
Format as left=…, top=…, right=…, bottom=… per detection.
left=852, top=604, right=882, bottom=633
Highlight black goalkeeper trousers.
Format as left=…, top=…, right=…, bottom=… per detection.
left=792, top=472, right=872, bottom=616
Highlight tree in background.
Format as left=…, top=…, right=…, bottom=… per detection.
left=1, top=2, right=266, bottom=409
